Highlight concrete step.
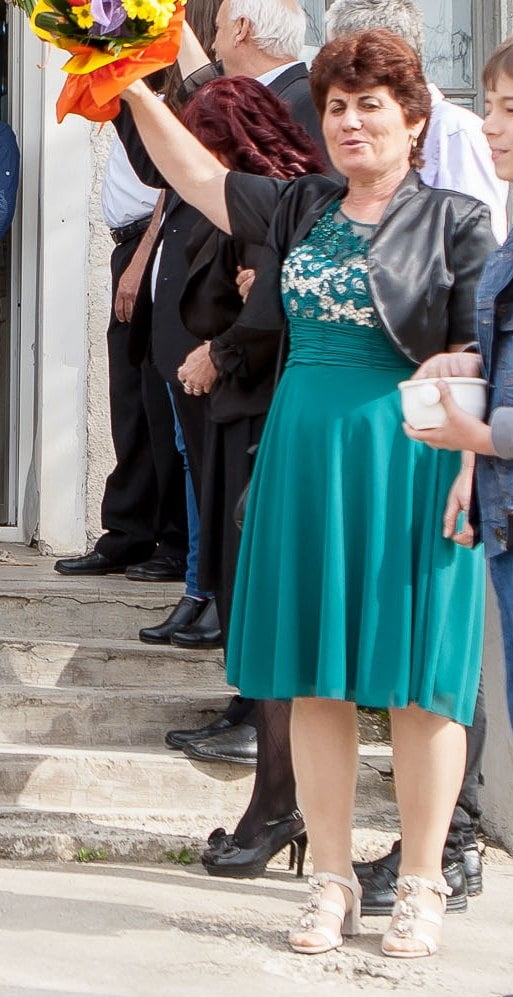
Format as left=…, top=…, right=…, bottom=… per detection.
left=0, top=573, right=186, bottom=639
left=0, top=636, right=224, bottom=689
left=0, top=744, right=254, bottom=820
left=0, top=807, right=399, bottom=866
left=0, top=685, right=234, bottom=747
left=0, top=745, right=397, bottom=861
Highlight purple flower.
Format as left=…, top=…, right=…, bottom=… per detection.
left=91, top=0, right=127, bottom=34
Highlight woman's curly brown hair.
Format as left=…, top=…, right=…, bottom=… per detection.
left=310, top=29, right=431, bottom=168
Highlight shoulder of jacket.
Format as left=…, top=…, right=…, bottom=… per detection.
left=417, top=178, right=486, bottom=213
left=288, top=174, right=343, bottom=200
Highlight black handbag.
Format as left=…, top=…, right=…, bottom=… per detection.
left=233, top=327, right=287, bottom=531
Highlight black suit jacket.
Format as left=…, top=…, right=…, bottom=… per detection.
left=268, top=62, right=326, bottom=156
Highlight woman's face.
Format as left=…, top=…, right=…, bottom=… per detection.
left=322, top=84, right=424, bottom=183
left=483, top=72, right=513, bottom=183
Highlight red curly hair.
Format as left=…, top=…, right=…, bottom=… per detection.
left=181, top=76, right=327, bottom=179
left=310, top=29, right=431, bottom=168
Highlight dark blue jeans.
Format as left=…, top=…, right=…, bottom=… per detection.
left=167, top=384, right=212, bottom=600
left=489, top=549, right=513, bottom=732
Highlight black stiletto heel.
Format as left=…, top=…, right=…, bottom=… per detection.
left=295, top=831, right=307, bottom=878
left=202, top=810, right=307, bottom=879
left=289, top=831, right=308, bottom=877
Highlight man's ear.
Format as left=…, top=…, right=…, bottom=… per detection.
left=235, top=16, right=251, bottom=45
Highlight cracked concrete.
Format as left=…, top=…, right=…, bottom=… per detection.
left=0, top=859, right=511, bottom=996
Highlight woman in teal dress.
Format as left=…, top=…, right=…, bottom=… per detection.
left=121, top=28, right=495, bottom=961
left=228, top=202, right=483, bottom=720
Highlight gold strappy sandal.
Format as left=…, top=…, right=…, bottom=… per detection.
left=289, top=871, right=361, bottom=955
left=382, top=874, right=452, bottom=959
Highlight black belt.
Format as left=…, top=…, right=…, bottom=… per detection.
left=110, top=215, right=152, bottom=245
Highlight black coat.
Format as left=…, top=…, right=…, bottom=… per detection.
left=114, top=57, right=325, bottom=385
left=114, top=60, right=327, bottom=424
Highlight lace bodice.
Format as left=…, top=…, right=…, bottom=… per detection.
left=281, top=202, right=379, bottom=328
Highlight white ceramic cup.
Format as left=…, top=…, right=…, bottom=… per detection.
left=398, top=376, right=487, bottom=430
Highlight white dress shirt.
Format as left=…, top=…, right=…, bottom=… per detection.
left=421, top=84, right=508, bottom=245
left=101, top=135, right=160, bottom=230
left=256, top=61, right=302, bottom=87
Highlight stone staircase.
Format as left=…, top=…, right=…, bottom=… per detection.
left=0, top=543, right=254, bottom=861
left=0, top=544, right=397, bottom=865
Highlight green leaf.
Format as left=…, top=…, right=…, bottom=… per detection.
left=34, top=12, right=64, bottom=29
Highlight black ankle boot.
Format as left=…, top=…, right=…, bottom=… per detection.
left=201, top=811, right=307, bottom=879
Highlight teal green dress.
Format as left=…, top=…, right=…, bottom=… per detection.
left=226, top=204, right=484, bottom=725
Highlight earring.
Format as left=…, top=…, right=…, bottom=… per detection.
left=410, top=135, right=418, bottom=150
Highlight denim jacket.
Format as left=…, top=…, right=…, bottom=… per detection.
left=475, top=227, right=513, bottom=556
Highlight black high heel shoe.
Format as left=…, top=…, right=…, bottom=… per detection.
left=201, top=810, right=307, bottom=879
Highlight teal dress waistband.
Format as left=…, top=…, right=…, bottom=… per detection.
left=286, top=318, right=413, bottom=372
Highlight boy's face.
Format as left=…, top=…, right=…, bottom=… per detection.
left=483, top=72, right=513, bottom=182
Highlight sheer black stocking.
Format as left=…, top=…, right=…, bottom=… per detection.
left=233, top=700, right=298, bottom=847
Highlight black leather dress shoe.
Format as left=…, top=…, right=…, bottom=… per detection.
left=165, top=715, right=237, bottom=750
left=171, top=598, right=223, bottom=649
left=139, top=596, right=206, bottom=644
left=54, top=551, right=128, bottom=575
left=353, top=845, right=468, bottom=914
left=125, top=554, right=186, bottom=582
left=182, top=723, right=257, bottom=764
left=462, top=842, right=483, bottom=895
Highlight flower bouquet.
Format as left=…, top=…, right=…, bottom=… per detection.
left=8, top=0, right=186, bottom=122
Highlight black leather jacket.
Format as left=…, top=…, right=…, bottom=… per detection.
left=212, top=169, right=496, bottom=382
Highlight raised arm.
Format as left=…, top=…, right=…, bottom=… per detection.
left=121, top=80, right=231, bottom=233
left=177, top=21, right=213, bottom=79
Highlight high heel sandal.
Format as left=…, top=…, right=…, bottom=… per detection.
left=289, top=872, right=361, bottom=955
left=201, top=810, right=307, bottom=879
left=381, top=874, right=452, bottom=959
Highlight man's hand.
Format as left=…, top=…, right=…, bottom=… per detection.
left=178, top=343, right=217, bottom=395
left=403, top=380, right=495, bottom=454
left=114, top=191, right=165, bottom=324
left=411, top=352, right=482, bottom=381
left=115, top=262, right=143, bottom=323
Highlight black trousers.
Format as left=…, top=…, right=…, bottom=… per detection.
left=95, top=235, right=187, bottom=563
left=444, top=673, right=486, bottom=864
